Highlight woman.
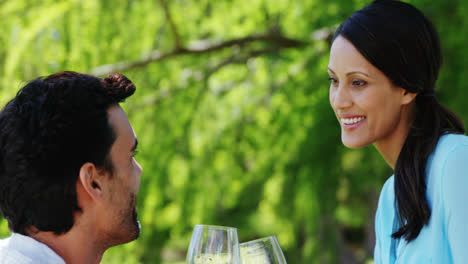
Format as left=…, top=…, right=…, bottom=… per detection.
left=328, top=0, right=468, bottom=263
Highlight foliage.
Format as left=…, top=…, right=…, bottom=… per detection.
left=1, top=0, right=467, bottom=263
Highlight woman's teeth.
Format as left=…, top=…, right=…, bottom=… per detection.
left=341, top=117, right=365, bottom=125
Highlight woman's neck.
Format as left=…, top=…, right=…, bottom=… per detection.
left=373, top=103, right=415, bottom=170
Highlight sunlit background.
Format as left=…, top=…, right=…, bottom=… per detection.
left=1, top=0, right=467, bottom=263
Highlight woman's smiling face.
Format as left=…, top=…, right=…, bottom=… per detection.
left=328, top=36, right=410, bottom=149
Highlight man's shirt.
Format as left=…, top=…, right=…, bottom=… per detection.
left=0, top=233, right=65, bottom=264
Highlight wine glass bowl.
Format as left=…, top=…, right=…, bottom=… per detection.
left=239, top=236, right=287, bottom=264
left=187, top=225, right=241, bottom=264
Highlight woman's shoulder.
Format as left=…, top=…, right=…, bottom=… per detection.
left=434, top=133, right=468, bottom=155
left=377, top=175, right=395, bottom=215
left=428, top=133, right=468, bottom=204
left=428, top=133, right=468, bottom=171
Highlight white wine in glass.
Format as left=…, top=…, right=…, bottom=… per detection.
left=187, top=225, right=241, bottom=264
left=240, top=236, right=287, bottom=264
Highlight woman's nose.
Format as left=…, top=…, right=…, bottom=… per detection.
left=331, top=85, right=352, bottom=110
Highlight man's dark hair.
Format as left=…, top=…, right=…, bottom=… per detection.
left=0, top=71, right=136, bottom=235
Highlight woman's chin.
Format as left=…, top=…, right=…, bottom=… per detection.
left=341, top=136, right=370, bottom=149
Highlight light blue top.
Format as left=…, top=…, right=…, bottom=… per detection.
left=374, top=133, right=468, bottom=264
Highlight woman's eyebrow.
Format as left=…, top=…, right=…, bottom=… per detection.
left=346, top=71, right=370, bottom=77
left=328, top=67, right=370, bottom=78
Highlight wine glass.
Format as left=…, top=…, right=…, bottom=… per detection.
left=187, top=225, right=241, bottom=264
left=239, top=236, right=287, bottom=264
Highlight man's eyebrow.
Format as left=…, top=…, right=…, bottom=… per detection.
left=131, top=138, right=138, bottom=152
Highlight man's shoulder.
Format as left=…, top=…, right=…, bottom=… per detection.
left=0, top=235, right=8, bottom=247
left=0, top=235, right=34, bottom=264
left=0, top=234, right=65, bottom=264
left=0, top=235, right=13, bottom=249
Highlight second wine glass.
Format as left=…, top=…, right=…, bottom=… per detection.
left=239, top=236, right=287, bottom=264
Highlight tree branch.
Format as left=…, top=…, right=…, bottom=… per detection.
left=128, top=47, right=278, bottom=110
left=159, top=0, right=182, bottom=49
left=88, top=33, right=309, bottom=76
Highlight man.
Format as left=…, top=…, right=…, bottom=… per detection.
left=0, top=71, right=143, bottom=263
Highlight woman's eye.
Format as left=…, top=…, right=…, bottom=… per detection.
left=352, top=79, right=367, bottom=87
left=328, top=77, right=338, bottom=86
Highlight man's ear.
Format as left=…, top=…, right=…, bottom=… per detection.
left=78, top=162, right=105, bottom=201
left=401, top=89, right=417, bottom=105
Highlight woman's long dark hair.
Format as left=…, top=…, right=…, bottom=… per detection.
left=333, top=0, right=465, bottom=242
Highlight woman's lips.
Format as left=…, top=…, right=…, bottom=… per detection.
left=340, top=116, right=366, bottom=129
